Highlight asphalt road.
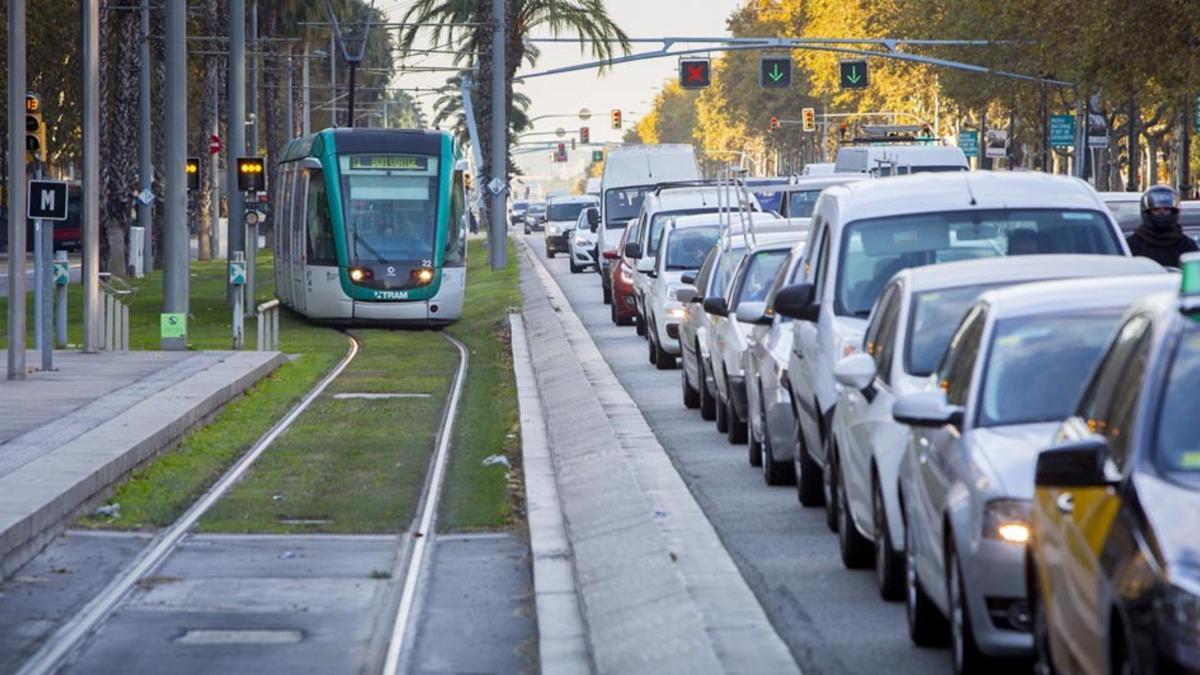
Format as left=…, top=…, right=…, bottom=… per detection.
left=0, top=253, right=81, bottom=298
left=526, top=235, right=957, bottom=675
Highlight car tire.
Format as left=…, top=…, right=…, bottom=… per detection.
left=699, top=355, right=717, bottom=421
left=795, top=426, right=824, bottom=507
left=948, top=540, right=985, bottom=674
left=726, top=376, right=747, bottom=444
left=715, top=382, right=729, bottom=433
left=569, top=257, right=581, bottom=274
left=1030, top=561, right=1058, bottom=675
left=682, top=368, right=701, bottom=409
left=524, top=227, right=531, bottom=235
left=546, top=247, right=555, bottom=259
left=838, top=462, right=873, bottom=569
left=874, top=476, right=905, bottom=601
left=602, top=279, right=612, bottom=305
left=653, top=324, right=676, bottom=370
left=759, top=384, right=796, bottom=485
left=905, top=500, right=949, bottom=647
left=747, top=405, right=764, bottom=467
left=823, top=437, right=839, bottom=532
left=648, top=332, right=657, bottom=364
left=635, top=312, right=646, bottom=337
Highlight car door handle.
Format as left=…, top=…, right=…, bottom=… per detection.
left=1056, top=492, right=1075, bottom=516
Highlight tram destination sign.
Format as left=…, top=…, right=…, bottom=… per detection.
left=349, top=155, right=428, bottom=171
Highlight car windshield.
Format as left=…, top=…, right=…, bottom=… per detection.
left=529, top=203, right=547, bottom=214
left=786, top=190, right=823, bottom=218
left=339, top=153, right=440, bottom=265
left=512, top=200, right=529, bottom=213
left=549, top=201, right=593, bottom=222
left=872, top=165, right=966, bottom=177
left=836, top=209, right=1121, bottom=318
left=736, top=249, right=789, bottom=304
left=1155, top=330, right=1200, bottom=473
left=665, top=226, right=720, bottom=270
left=711, top=246, right=747, bottom=297
left=906, top=284, right=1006, bottom=377
left=648, top=209, right=719, bottom=257
left=604, top=186, right=652, bottom=227
left=1104, top=200, right=1141, bottom=223
left=978, top=311, right=1121, bottom=427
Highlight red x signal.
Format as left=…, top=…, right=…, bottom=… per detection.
left=679, top=59, right=711, bottom=89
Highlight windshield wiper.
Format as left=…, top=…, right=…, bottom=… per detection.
left=353, top=231, right=388, bottom=266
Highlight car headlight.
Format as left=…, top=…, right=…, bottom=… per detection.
left=547, top=225, right=558, bottom=235
left=1156, top=585, right=1200, bottom=630
left=666, top=304, right=687, bottom=320
left=574, top=237, right=590, bottom=247
left=983, top=499, right=1031, bottom=543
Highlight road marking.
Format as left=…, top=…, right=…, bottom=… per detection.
left=332, top=392, right=431, bottom=400
left=175, top=629, right=303, bottom=645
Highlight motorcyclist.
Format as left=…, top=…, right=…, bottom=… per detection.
left=1127, top=185, right=1198, bottom=268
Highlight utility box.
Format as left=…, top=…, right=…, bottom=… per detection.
left=129, top=226, right=146, bottom=278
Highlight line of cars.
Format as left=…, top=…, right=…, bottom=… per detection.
left=537, top=142, right=1200, bottom=674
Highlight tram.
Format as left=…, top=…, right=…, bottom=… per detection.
left=273, top=128, right=468, bottom=326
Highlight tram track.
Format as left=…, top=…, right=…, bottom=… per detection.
left=15, top=329, right=472, bottom=675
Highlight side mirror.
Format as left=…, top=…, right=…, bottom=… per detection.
left=635, top=257, right=654, bottom=273
left=602, top=249, right=620, bottom=261
left=892, top=390, right=964, bottom=428
left=735, top=301, right=771, bottom=325
left=834, top=353, right=877, bottom=391
left=1035, top=436, right=1113, bottom=487
left=674, top=288, right=696, bottom=304
left=624, top=242, right=642, bottom=259
left=587, top=209, right=600, bottom=228
left=702, top=297, right=729, bottom=317
left=680, top=271, right=697, bottom=285
left=773, top=283, right=818, bottom=322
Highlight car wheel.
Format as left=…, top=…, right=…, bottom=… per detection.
left=524, top=227, right=531, bottom=235
left=747, top=403, right=764, bottom=467
left=760, top=385, right=796, bottom=486
left=699, top=354, right=717, bottom=421
left=602, top=280, right=612, bottom=305
left=948, top=540, right=985, bottom=674
left=682, top=368, right=700, bottom=409
left=726, top=376, right=747, bottom=444
left=569, top=257, right=581, bottom=274
left=838, top=462, right=873, bottom=569
left=823, top=437, right=839, bottom=532
left=546, top=247, right=555, bottom=259
left=905, top=500, right=949, bottom=647
left=635, top=312, right=646, bottom=337
left=715, top=380, right=729, bottom=433
left=647, top=330, right=658, bottom=364
left=1030, top=562, right=1058, bottom=675
left=653, top=323, right=676, bottom=370
left=795, top=425, right=824, bottom=507
left=874, top=476, right=905, bottom=601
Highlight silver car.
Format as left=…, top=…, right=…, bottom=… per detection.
left=828, top=255, right=1165, bottom=600
left=894, top=273, right=1175, bottom=672
left=679, top=242, right=748, bottom=422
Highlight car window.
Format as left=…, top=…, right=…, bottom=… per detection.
left=1155, top=328, right=1200, bottom=472
left=938, top=305, right=987, bottom=408
left=604, top=186, right=651, bottom=226
left=978, top=310, right=1123, bottom=427
left=1076, top=315, right=1152, bottom=470
left=835, top=209, right=1123, bottom=318
left=813, top=224, right=831, bottom=295
left=732, top=249, right=789, bottom=309
left=906, top=283, right=1009, bottom=377
left=548, top=201, right=593, bottom=222
left=864, top=282, right=897, bottom=364
left=712, top=246, right=747, bottom=298
left=763, top=252, right=798, bottom=322
left=866, top=284, right=902, bottom=385
left=786, top=190, right=824, bottom=219
left=695, top=247, right=719, bottom=297
left=664, top=226, right=720, bottom=270
left=646, top=209, right=721, bottom=257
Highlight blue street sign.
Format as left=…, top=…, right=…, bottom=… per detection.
left=958, top=131, right=980, bottom=158
left=53, top=262, right=70, bottom=286
left=1049, top=114, right=1075, bottom=147
left=229, top=261, right=246, bottom=286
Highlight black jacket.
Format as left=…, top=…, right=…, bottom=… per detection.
left=1127, top=228, right=1198, bottom=268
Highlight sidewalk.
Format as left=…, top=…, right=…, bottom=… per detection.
left=514, top=243, right=798, bottom=674
left=0, top=349, right=285, bottom=578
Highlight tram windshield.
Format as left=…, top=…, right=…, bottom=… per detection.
left=339, top=153, right=440, bottom=265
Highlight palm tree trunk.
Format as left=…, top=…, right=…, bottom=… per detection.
left=103, top=6, right=139, bottom=277
left=197, top=0, right=223, bottom=261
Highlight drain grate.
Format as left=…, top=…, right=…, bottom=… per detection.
left=175, top=629, right=303, bottom=645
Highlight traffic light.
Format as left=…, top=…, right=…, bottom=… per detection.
left=556, top=142, right=567, bottom=162
left=768, top=116, right=780, bottom=132
left=679, top=58, right=712, bottom=89
left=839, top=59, right=869, bottom=90
left=759, top=56, right=793, bottom=89
left=592, top=150, right=604, bottom=163
left=838, top=122, right=849, bottom=140
left=580, top=126, right=590, bottom=144
left=25, top=93, right=46, bottom=163
left=610, top=109, right=622, bottom=130
left=571, top=138, right=577, bottom=150
left=185, top=157, right=200, bottom=191
left=236, top=156, right=266, bottom=192
left=802, top=108, right=816, bottom=133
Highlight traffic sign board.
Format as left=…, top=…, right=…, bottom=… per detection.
left=137, top=189, right=156, bottom=206
left=592, top=150, right=604, bottom=163
left=1049, top=114, right=1075, bottom=147
left=209, top=134, right=221, bottom=154
left=27, top=180, right=68, bottom=221
left=229, top=260, right=246, bottom=285
left=759, top=56, right=792, bottom=89
left=160, top=313, right=186, bottom=339
left=839, top=59, right=869, bottom=90
left=53, top=262, right=70, bottom=286
left=487, top=177, right=505, bottom=197
left=679, top=59, right=711, bottom=89
left=958, top=130, right=980, bottom=157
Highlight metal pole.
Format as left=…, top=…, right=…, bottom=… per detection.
left=249, top=0, right=258, bottom=154
left=55, top=250, right=68, bottom=348
left=83, top=0, right=101, bottom=354
left=40, top=216, right=51, bottom=369
left=34, top=218, right=43, bottom=351
left=232, top=251, right=244, bottom=349
left=489, top=0, right=507, bottom=270
left=286, top=52, right=294, bottom=138
left=228, top=0, right=246, bottom=301
left=162, top=0, right=188, bottom=350
left=302, top=43, right=311, bottom=136
left=7, top=0, right=26, bottom=379
left=348, top=62, right=357, bottom=128
left=210, top=67, right=221, bottom=259
left=139, top=0, right=154, bottom=273
left=329, top=31, right=336, bottom=126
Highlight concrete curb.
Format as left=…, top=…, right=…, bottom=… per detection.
left=0, top=351, right=287, bottom=579
left=509, top=314, right=591, bottom=675
left=518, top=240, right=800, bottom=674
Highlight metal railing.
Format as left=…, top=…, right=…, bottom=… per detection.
left=98, top=273, right=137, bottom=351
left=256, top=299, right=281, bottom=351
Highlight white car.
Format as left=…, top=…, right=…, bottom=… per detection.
left=774, top=171, right=1132, bottom=519
left=833, top=145, right=968, bottom=175
left=773, top=175, right=867, bottom=227
left=568, top=205, right=599, bottom=273
left=641, top=215, right=724, bottom=369
left=703, top=230, right=806, bottom=445
left=894, top=273, right=1173, bottom=671
left=827, top=255, right=1165, bottom=603
left=543, top=194, right=598, bottom=259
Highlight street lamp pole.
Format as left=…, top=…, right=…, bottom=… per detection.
left=228, top=0, right=247, bottom=302
left=162, top=0, right=189, bottom=350
left=489, top=0, right=507, bottom=269
left=7, top=0, right=26, bottom=377
left=82, top=0, right=101, bottom=353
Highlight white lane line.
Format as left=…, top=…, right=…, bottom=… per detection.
left=16, top=336, right=361, bottom=675
left=332, top=392, right=431, bottom=400
left=381, top=332, right=469, bottom=675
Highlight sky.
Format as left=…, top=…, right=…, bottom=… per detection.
left=379, top=0, right=744, bottom=183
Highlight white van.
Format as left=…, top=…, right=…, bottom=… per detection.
left=585, top=177, right=601, bottom=197
left=594, top=144, right=700, bottom=304
left=833, top=146, right=968, bottom=176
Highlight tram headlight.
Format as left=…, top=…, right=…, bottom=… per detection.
left=348, top=266, right=373, bottom=283
left=412, top=267, right=435, bottom=285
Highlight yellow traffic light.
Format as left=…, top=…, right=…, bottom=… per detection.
left=186, top=157, right=200, bottom=191
left=236, top=156, right=266, bottom=192
left=610, top=109, right=622, bottom=130
left=25, top=93, right=46, bottom=163
left=802, top=108, right=816, bottom=133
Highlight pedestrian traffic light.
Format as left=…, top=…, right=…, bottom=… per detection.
left=185, top=157, right=200, bottom=191
left=25, top=93, right=46, bottom=164
left=802, top=108, right=816, bottom=133
left=592, top=150, right=604, bottom=163
left=236, top=156, right=266, bottom=193
left=610, top=109, right=622, bottom=130
left=580, top=126, right=590, bottom=144
left=679, top=58, right=712, bottom=89
left=769, top=116, right=780, bottom=132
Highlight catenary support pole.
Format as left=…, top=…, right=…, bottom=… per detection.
left=162, top=0, right=188, bottom=350
left=210, top=67, right=221, bottom=259
left=228, top=0, right=246, bottom=303
left=489, top=0, right=507, bottom=270
left=7, top=0, right=26, bottom=379
left=139, top=0, right=154, bottom=273
left=286, top=53, right=294, bottom=138
left=329, top=31, right=337, bottom=126
left=245, top=0, right=258, bottom=311
left=83, top=0, right=100, bottom=354
left=302, top=43, right=311, bottom=136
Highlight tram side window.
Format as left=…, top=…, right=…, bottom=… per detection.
left=305, top=169, right=337, bottom=266
left=445, top=169, right=466, bottom=267
left=277, top=166, right=293, bottom=261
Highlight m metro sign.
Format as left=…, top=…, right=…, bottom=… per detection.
left=839, top=59, right=869, bottom=90
left=27, top=180, right=69, bottom=221
left=678, top=59, right=711, bottom=89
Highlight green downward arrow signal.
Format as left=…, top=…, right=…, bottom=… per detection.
left=846, top=66, right=862, bottom=84
left=769, top=64, right=785, bottom=82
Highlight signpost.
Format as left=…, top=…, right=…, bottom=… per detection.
left=1194, top=93, right=1199, bottom=134
left=985, top=129, right=1009, bottom=159
left=839, top=59, right=869, bottom=90
left=1049, top=114, right=1075, bottom=147
left=958, top=130, right=980, bottom=158
left=28, top=179, right=67, bottom=371
left=27, top=180, right=68, bottom=220
left=759, top=56, right=792, bottom=89
left=678, top=58, right=711, bottom=89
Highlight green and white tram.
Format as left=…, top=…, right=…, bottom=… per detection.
left=273, top=128, right=468, bottom=326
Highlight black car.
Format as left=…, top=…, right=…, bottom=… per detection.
left=1029, top=258, right=1200, bottom=675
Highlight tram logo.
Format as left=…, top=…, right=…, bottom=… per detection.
left=386, top=266, right=397, bottom=277
left=375, top=290, right=409, bottom=300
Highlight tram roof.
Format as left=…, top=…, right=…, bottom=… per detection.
left=280, top=128, right=452, bottom=163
